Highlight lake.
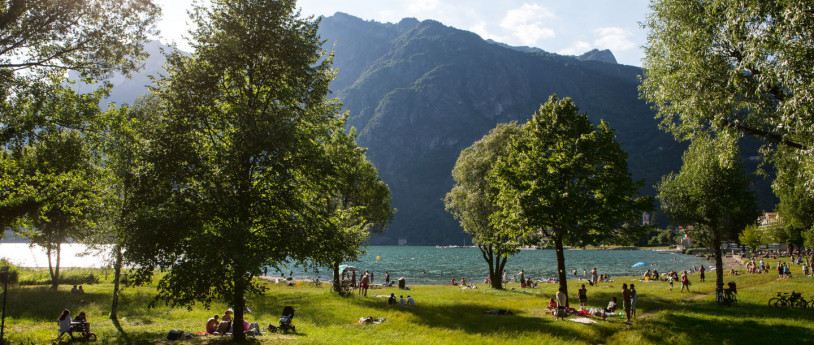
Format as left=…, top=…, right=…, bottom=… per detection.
left=0, top=243, right=710, bottom=285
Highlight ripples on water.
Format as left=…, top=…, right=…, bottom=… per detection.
left=0, top=244, right=711, bottom=285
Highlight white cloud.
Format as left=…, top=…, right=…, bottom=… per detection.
left=499, top=3, right=556, bottom=46
left=592, top=27, right=635, bottom=51
left=470, top=22, right=504, bottom=42
left=408, top=0, right=439, bottom=13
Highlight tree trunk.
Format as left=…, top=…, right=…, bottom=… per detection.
left=110, top=244, right=123, bottom=320
left=554, top=236, right=569, bottom=307
left=232, top=279, right=246, bottom=341
left=494, top=255, right=507, bottom=290
left=480, top=244, right=502, bottom=290
left=48, top=242, right=62, bottom=289
left=713, top=231, right=724, bottom=292
left=333, top=261, right=341, bottom=293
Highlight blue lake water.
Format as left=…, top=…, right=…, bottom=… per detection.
left=0, top=243, right=711, bottom=286
left=278, top=246, right=711, bottom=285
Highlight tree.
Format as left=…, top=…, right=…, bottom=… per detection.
left=14, top=129, right=102, bottom=289
left=491, top=96, right=651, bottom=304
left=657, top=133, right=758, bottom=292
left=0, top=0, right=159, bottom=241
left=311, top=128, right=394, bottom=293
left=0, top=0, right=159, bottom=78
left=122, top=0, right=345, bottom=340
left=771, top=148, right=814, bottom=255
left=445, top=122, right=524, bottom=289
left=739, top=224, right=766, bottom=254
left=640, top=0, right=814, bottom=201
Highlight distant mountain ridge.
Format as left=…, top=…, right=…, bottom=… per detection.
left=78, top=12, right=776, bottom=245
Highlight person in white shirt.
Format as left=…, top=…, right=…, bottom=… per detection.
left=398, top=295, right=406, bottom=306
left=406, top=295, right=415, bottom=306
left=57, top=309, right=73, bottom=340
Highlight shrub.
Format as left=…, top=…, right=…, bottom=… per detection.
left=685, top=249, right=693, bottom=255
left=0, top=258, right=19, bottom=284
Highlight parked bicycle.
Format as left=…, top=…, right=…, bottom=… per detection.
left=716, top=287, right=737, bottom=306
left=769, top=291, right=806, bottom=308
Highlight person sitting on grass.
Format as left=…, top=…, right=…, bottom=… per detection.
left=206, top=314, right=219, bottom=334
left=602, top=297, right=617, bottom=320
left=72, top=311, right=90, bottom=334
left=460, top=277, right=467, bottom=286
left=450, top=278, right=457, bottom=286
left=388, top=293, right=397, bottom=306
left=398, top=295, right=406, bottom=306
left=547, top=298, right=557, bottom=310
left=406, top=295, right=415, bottom=306
left=56, top=309, right=73, bottom=340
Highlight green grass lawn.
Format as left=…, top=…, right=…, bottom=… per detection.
left=2, top=263, right=813, bottom=344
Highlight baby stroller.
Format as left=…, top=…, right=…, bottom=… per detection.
left=69, top=322, right=97, bottom=341
left=268, top=306, right=296, bottom=334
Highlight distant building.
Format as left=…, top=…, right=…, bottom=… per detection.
left=397, top=238, right=407, bottom=246
left=641, top=212, right=651, bottom=226
left=758, top=212, right=781, bottom=226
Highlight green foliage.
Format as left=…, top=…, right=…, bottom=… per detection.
left=490, top=95, right=652, bottom=299
left=657, top=133, right=758, bottom=289
left=0, top=0, right=160, bottom=78
left=445, top=122, right=524, bottom=288
left=120, top=0, right=369, bottom=340
left=0, top=258, right=19, bottom=284
left=640, top=0, right=814, bottom=189
left=647, top=229, right=676, bottom=247
left=770, top=148, right=814, bottom=249
left=739, top=224, right=771, bottom=252
left=684, top=249, right=693, bottom=255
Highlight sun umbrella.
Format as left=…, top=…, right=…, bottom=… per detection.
left=339, top=265, right=359, bottom=274
left=632, top=262, right=648, bottom=268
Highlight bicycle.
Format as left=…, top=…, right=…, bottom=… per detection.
left=716, top=287, right=737, bottom=306
left=769, top=291, right=805, bottom=308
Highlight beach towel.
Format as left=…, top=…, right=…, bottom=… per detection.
left=569, top=317, right=598, bottom=324
left=357, top=317, right=386, bottom=324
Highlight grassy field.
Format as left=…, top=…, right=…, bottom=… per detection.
left=1, top=260, right=813, bottom=344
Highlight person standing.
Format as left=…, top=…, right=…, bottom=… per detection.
left=622, top=284, right=631, bottom=322
left=699, top=265, right=706, bottom=282
left=578, top=284, right=588, bottom=311
left=360, top=273, right=370, bottom=297
left=385, top=271, right=390, bottom=286
left=629, top=284, right=638, bottom=320
left=591, top=267, right=598, bottom=285
left=518, top=269, right=525, bottom=288
left=681, top=271, right=690, bottom=292
left=555, top=288, right=567, bottom=320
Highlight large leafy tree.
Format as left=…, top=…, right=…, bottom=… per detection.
left=123, top=0, right=345, bottom=340
left=0, top=0, right=159, bottom=77
left=0, top=0, right=159, bottom=241
left=445, top=122, right=524, bottom=289
left=771, top=148, right=814, bottom=256
left=640, top=0, right=814, bottom=188
left=657, top=133, right=758, bottom=292
left=491, top=96, right=650, bottom=303
left=311, top=128, right=393, bottom=293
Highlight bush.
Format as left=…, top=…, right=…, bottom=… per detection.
left=0, top=258, right=19, bottom=284
left=18, top=269, right=99, bottom=286
left=685, top=249, right=693, bottom=255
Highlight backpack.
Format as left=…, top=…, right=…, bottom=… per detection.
left=167, top=330, right=184, bottom=340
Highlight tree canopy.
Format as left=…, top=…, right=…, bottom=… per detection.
left=120, top=0, right=371, bottom=340
left=657, top=133, right=758, bottom=290
left=491, top=95, right=651, bottom=302
left=445, top=122, right=524, bottom=289
left=640, top=0, right=814, bottom=188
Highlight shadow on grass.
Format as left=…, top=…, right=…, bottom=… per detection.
left=620, top=295, right=814, bottom=344
left=111, top=317, right=131, bottom=344
left=332, top=290, right=624, bottom=344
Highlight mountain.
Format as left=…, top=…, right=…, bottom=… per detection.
left=84, top=13, right=776, bottom=245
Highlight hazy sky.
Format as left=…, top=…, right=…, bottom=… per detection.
left=155, top=0, right=651, bottom=66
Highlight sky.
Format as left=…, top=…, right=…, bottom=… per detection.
left=154, top=0, right=652, bottom=66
